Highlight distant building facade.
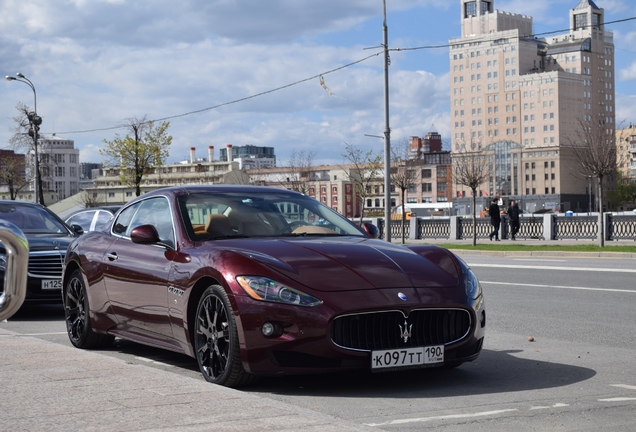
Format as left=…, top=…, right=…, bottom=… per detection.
left=616, top=124, right=636, bottom=180
left=450, top=0, right=615, bottom=212
left=219, top=144, right=276, bottom=169
left=36, top=137, right=80, bottom=201
left=89, top=146, right=244, bottom=204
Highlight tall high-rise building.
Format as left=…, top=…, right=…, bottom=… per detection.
left=449, top=0, right=615, bottom=212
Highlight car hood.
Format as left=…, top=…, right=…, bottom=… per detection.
left=21, top=234, right=75, bottom=253
left=225, top=237, right=460, bottom=291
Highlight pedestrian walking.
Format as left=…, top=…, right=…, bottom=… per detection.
left=507, top=200, right=520, bottom=240
left=488, top=199, right=501, bottom=241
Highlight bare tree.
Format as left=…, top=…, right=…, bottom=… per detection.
left=75, top=190, right=107, bottom=208
left=0, top=150, right=28, bottom=200
left=391, top=139, right=418, bottom=243
left=452, top=138, right=489, bottom=246
left=9, top=103, right=44, bottom=203
left=277, top=149, right=316, bottom=193
left=341, top=142, right=383, bottom=224
left=564, top=118, right=617, bottom=247
left=101, top=116, right=172, bottom=197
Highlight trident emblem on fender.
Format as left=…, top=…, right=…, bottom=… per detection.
left=399, top=319, right=412, bottom=343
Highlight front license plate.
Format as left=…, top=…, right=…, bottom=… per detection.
left=371, top=346, right=444, bottom=370
left=42, top=279, right=62, bottom=290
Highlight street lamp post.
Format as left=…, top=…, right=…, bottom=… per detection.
left=382, top=0, right=392, bottom=242
left=5, top=73, right=42, bottom=204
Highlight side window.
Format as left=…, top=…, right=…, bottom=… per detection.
left=68, top=212, right=95, bottom=231
left=115, top=198, right=175, bottom=247
left=147, top=198, right=175, bottom=248
left=127, top=200, right=157, bottom=235
left=112, top=203, right=141, bottom=235
left=94, top=211, right=114, bottom=231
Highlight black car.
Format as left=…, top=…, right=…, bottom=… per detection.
left=0, top=201, right=79, bottom=302
left=65, top=206, right=120, bottom=233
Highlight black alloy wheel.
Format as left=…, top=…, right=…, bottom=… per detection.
left=64, top=269, right=114, bottom=349
left=194, top=285, right=254, bottom=387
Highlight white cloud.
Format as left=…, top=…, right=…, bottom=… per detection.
left=618, top=61, right=636, bottom=81
left=2, top=0, right=635, bottom=168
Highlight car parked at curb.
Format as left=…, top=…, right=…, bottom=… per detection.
left=62, top=185, right=485, bottom=387
left=0, top=201, right=79, bottom=303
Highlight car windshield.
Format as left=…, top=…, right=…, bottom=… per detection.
left=179, top=191, right=365, bottom=240
left=0, top=203, right=70, bottom=235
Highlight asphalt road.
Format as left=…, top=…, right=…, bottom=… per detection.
left=3, top=254, right=636, bottom=431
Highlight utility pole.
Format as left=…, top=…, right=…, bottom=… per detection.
left=382, top=0, right=392, bottom=242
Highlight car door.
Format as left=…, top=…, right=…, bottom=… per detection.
left=102, top=197, right=175, bottom=338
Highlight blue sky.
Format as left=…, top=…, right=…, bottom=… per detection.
left=1, top=0, right=635, bottom=166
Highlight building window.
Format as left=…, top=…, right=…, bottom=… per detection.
left=465, top=1, right=477, bottom=18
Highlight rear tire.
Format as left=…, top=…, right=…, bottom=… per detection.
left=194, top=285, right=256, bottom=387
left=64, top=269, right=114, bottom=349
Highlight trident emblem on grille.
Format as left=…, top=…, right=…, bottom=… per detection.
left=399, top=319, right=412, bottom=343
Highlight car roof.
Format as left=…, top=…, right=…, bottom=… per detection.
left=0, top=200, right=45, bottom=208
left=138, top=185, right=304, bottom=199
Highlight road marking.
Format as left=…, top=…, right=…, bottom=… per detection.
left=513, top=259, right=568, bottom=262
left=469, top=263, right=636, bottom=273
left=482, top=281, right=636, bottom=294
left=611, top=384, right=636, bottom=390
left=530, top=403, right=569, bottom=410
left=21, top=332, right=67, bottom=336
left=598, top=397, right=636, bottom=402
left=365, top=409, right=518, bottom=426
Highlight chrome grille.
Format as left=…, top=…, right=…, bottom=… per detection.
left=28, top=251, right=65, bottom=278
left=331, top=309, right=471, bottom=352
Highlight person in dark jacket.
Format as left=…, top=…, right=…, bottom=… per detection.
left=507, top=200, right=520, bottom=240
left=488, top=199, right=501, bottom=241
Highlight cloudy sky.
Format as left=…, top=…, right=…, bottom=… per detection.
left=1, top=0, right=635, bottom=166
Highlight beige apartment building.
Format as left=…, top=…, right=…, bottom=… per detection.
left=450, top=0, right=615, bottom=212
left=88, top=146, right=246, bottom=205
left=616, top=124, right=636, bottom=179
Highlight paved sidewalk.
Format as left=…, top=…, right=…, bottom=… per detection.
left=0, top=328, right=371, bottom=432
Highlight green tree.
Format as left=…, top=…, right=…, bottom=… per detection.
left=100, top=117, right=172, bottom=197
left=607, top=171, right=636, bottom=210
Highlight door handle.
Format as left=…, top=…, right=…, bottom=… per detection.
left=106, top=252, right=118, bottom=261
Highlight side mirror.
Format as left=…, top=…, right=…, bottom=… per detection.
left=71, top=224, right=84, bottom=235
left=360, top=222, right=380, bottom=239
left=130, top=224, right=161, bottom=245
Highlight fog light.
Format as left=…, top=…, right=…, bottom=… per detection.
left=261, top=322, right=283, bottom=338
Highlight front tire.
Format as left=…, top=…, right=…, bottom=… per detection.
left=64, top=269, right=114, bottom=349
left=194, top=285, right=255, bottom=387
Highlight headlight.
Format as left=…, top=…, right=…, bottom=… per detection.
left=456, top=256, right=482, bottom=300
left=464, top=267, right=482, bottom=300
left=236, top=276, right=322, bottom=307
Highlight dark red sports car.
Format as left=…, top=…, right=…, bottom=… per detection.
left=63, top=185, right=485, bottom=387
